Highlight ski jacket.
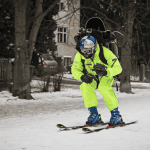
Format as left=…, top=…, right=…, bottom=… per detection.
left=71, top=43, right=122, bottom=81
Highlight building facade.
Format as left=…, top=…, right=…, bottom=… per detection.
left=53, top=0, right=80, bottom=67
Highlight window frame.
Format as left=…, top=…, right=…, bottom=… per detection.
left=64, top=57, right=71, bottom=66
left=59, top=2, right=65, bottom=11
left=57, top=27, right=68, bottom=43
left=59, top=1, right=68, bottom=11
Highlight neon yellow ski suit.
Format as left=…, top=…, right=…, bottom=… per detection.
left=71, top=43, right=122, bottom=111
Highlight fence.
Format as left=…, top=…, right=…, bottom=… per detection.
left=130, top=59, right=140, bottom=81
left=0, top=58, right=35, bottom=83
left=0, top=59, right=12, bottom=82
left=130, top=58, right=150, bottom=82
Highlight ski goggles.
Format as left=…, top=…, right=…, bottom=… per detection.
left=80, top=48, right=92, bottom=54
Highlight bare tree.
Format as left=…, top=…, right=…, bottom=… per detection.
left=119, top=1, right=135, bottom=93
left=12, top=0, right=60, bottom=99
left=11, top=0, right=82, bottom=99
left=79, top=0, right=150, bottom=93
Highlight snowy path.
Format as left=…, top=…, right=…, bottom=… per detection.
left=0, top=86, right=150, bottom=150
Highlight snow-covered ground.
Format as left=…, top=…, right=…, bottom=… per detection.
left=0, top=75, right=150, bottom=150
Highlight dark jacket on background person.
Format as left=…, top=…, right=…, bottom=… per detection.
left=31, top=51, right=39, bottom=66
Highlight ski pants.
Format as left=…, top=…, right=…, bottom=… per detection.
left=80, top=76, right=119, bottom=111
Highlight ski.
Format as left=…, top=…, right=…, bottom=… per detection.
left=82, top=120, right=138, bottom=133
left=57, top=122, right=109, bottom=131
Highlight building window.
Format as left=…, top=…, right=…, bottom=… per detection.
left=64, top=57, right=71, bottom=66
left=57, top=27, right=67, bottom=43
left=59, top=1, right=68, bottom=11
left=59, top=2, right=65, bottom=11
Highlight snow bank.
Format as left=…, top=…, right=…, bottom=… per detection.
left=0, top=81, right=150, bottom=150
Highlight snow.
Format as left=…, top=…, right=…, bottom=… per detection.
left=0, top=75, right=150, bottom=150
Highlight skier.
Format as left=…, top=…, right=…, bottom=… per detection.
left=71, top=30, right=123, bottom=126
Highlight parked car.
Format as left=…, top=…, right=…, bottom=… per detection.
left=35, top=53, right=57, bottom=76
left=10, top=54, right=58, bottom=76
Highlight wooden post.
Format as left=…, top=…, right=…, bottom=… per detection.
left=30, top=65, right=35, bottom=82
left=3, top=60, right=8, bottom=83
left=0, top=60, right=2, bottom=81
left=6, top=59, right=12, bottom=83
left=145, top=70, right=150, bottom=82
left=140, top=64, right=145, bottom=82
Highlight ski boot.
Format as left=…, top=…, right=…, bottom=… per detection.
left=108, top=107, right=125, bottom=126
left=85, top=107, right=104, bottom=126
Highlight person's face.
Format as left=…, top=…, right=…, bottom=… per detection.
left=81, top=48, right=92, bottom=58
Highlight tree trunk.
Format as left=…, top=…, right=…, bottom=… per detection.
left=13, top=0, right=33, bottom=99
left=120, top=1, right=135, bottom=93
left=12, top=0, right=60, bottom=99
left=13, top=0, right=45, bottom=99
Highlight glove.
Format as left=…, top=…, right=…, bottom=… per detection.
left=92, top=63, right=107, bottom=76
left=81, top=74, right=93, bottom=83
left=96, top=70, right=107, bottom=76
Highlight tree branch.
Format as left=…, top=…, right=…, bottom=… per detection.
left=82, top=6, right=122, bottom=30
left=135, top=18, right=150, bottom=29
left=0, top=0, right=8, bottom=7
left=50, top=5, right=123, bottom=31
left=41, top=0, right=60, bottom=18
